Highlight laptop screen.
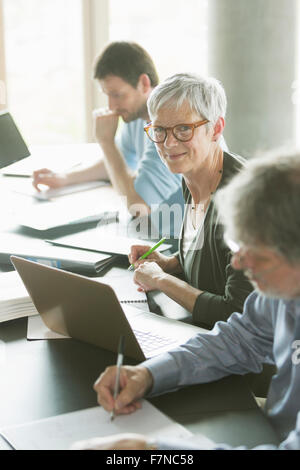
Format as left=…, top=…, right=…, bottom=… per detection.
left=0, top=111, right=30, bottom=169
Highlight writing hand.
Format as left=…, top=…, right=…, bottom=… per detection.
left=129, top=244, right=170, bottom=272
left=93, top=365, right=153, bottom=416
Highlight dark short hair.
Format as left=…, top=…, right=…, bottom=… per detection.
left=93, top=41, right=159, bottom=88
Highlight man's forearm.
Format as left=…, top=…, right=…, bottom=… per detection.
left=100, top=141, right=150, bottom=216
left=65, top=159, right=109, bottom=185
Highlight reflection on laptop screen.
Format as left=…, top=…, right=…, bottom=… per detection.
left=0, top=111, right=30, bottom=169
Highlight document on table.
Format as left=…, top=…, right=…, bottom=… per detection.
left=0, top=271, right=38, bottom=323
left=27, top=315, right=70, bottom=340
left=14, top=186, right=123, bottom=230
left=47, top=228, right=172, bottom=256
left=2, top=143, right=101, bottom=176
left=0, top=401, right=193, bottom=450
left=8, top=178, right=109, bottom=201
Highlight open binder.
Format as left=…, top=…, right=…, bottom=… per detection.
left=0, top=234, right=115, bottom=276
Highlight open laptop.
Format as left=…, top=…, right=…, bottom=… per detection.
left=0, top=110, right=87, bottom=178
left=0, top=111, right=30, bottom=170
left=11, top=256, right=203, bottom=361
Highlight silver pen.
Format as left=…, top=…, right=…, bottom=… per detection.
left=110, top=335, right=125, bottom=421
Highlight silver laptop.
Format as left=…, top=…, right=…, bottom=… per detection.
left=11, top=256, right=202, bottom=361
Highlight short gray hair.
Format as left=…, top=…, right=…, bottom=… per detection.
left=215, top=149, right=300, bottom=263
left=147, top=73, right=227, bottom=125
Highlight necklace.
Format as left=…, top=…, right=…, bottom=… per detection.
left=190, top=151, right=224, bottom=228
left=191, top=152, right=224, bottom=211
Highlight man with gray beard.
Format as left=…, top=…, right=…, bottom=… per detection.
left=74, top=150, right=300, bottom=450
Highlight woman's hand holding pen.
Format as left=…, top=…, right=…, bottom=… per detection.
left=128, top=244, right=167, bottom=270
left=129, top=244, right=180, bottom=273
left=93, top=365, right=153, bottom=416
left=129, top=245, right=182, bottom=292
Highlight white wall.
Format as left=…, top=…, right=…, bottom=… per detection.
left=208, top=0, right=297, bottom=157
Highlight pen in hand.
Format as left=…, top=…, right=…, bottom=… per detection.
left=110, top=335, right=125, bottom=421
left=128, top=237, right=166, bottom=271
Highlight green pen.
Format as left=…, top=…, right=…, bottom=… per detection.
left=128, top=237, right=166, bottom=271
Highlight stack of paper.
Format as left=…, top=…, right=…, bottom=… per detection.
left=0, top=271, right=38, bottom=323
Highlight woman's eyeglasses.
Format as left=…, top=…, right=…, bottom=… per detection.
left=144, top=119, right=209, bottom=143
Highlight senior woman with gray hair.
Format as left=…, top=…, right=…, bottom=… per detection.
left=129, top=73, right=252, bottom=328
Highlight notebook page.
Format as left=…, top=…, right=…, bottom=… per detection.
left=97, top=276, right=147, bottom=303
left=0, top=401, right=193, bottom=450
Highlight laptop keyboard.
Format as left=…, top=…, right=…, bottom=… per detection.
left=133, top=329, right=178, bottom=355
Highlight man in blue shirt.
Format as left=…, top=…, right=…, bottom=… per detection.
left=32, top=42, right=183, bottom=217
left=76, top=150, right=300, bottom=450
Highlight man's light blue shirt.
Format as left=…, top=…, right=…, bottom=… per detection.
left=143, top=292, right=300, bottom=450
left=116, top=119, right=183, bottom=207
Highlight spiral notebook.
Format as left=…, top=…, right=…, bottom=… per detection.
left=97, top=275, right=149, bottom=306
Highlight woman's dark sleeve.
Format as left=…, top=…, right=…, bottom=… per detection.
left=192, top=251, right=253, bottom=329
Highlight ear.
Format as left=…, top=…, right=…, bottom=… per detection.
left=212, top=117, right=225, bottom=141
left=137, top=74, right=152, bottom=94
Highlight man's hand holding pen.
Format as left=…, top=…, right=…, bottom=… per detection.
left=93, top=365, right=154, bottom=417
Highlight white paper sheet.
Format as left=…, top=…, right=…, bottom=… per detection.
left=97, top=275, right=148, bottom=303
left=48, top=228, right=172, bottom=256
left=0, top=401, right=192, bottom=450
left=7, top=179, right=109, bottom=200
left=15, top=186, right=123, bottom=230
left=0, top=271, right=38, bottom=323
left=27, top=315, right=69, bottom=340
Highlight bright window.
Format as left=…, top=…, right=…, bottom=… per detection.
left=2, top=0, right=209, bottom=146
left=109, top=0, right=208, bottom=81
left=3, top=0, right=85, bottom=145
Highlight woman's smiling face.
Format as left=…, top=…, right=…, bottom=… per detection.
left=152, top=101, right=214, bottom=176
